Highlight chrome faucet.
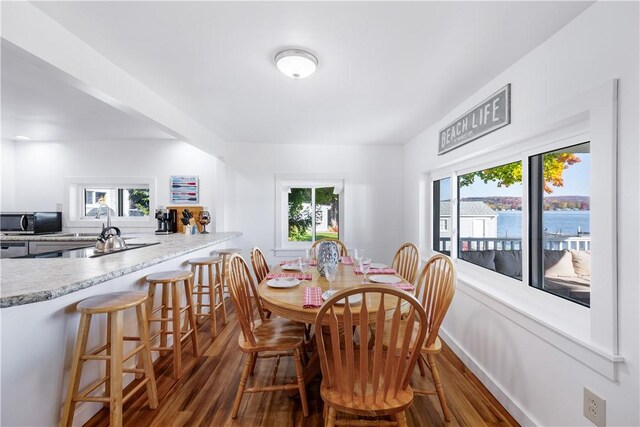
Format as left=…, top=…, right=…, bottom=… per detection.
left=95, top=200, right=112, bottom=229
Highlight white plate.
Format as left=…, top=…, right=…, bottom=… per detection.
left=267, top=278, right=301, bottom=288
left=368, top=275, right=402, bottom=284
left=281, top=264, right=301, bottom=271
left=322, top=290, right=363, bottom=305
left=369, top=263, right=388, bottom=269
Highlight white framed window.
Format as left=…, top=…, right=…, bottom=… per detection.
left=425, top=80, right=621, bottom=379
left=275, top=174, right=347, bottom=253
left=65, top=177, right=157, bottom=228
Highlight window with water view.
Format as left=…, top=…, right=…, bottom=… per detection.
left=288, top=187, right=340, bottom=242
left=457, top=161, right=524, bottom=280
left=530, top=142, right=591, bottom=306
left=434, top=142, right=591, bottom=306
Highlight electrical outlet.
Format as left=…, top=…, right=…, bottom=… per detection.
left=584, top=387, right=606, bottom=427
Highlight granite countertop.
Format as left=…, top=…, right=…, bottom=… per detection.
left=0, top=231, right=242, bottom=308
left=1, top=232, right=115, bottom=242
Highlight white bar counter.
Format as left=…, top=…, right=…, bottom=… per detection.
left=0, top=231, right=241, bottom=426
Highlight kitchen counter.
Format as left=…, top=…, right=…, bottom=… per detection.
left=1, top=232, right=132, bottom=241
left=0, top=231, right=241, bottom=308
left=1, top=230, right=243, bottom=426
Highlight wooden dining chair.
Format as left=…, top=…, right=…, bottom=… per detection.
left=315, top=285, right=428, bottom=426
left=249, top=246, right=273, bottom=318
left=386, top=253, right=456, bottom=422
left=312, top=238, right=349, bottom=257
left=250, top=246, right=270, bottom=284
left=227, top=254, right=309, bottom=419
left=391, top=243, right=420, bottom=284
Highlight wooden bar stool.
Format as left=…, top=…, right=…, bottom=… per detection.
left=61, top=291, right=158, bottom=427
left=188, top=256, right=227, bottom=337
left=213, top=248, right=242, bottom=293
left=145, top=270, right=200, bottom=379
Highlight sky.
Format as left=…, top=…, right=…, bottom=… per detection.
left=438, top=153, right=591, bottom=199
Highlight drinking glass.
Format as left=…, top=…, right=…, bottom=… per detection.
left=359, top=258, right=371, bottom=284
left=354, top=253, right=363, bottom=274
left=325, top=264, right=338, bottom=291
left=298, top=256, right=309, bottom=283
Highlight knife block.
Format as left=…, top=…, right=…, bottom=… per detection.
left=167, top=205, right=204, bottom=234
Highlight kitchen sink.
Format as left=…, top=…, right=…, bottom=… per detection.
left=16, top=242, right=161, bottom=259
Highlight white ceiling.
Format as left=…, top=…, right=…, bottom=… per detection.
left=26, top=1, right=592, bottom=145
left=1, top=41, right=177, bottom=142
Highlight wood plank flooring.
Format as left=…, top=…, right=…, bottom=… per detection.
left=85, top=301, right=519, bottom=427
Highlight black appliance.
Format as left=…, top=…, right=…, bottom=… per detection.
left=0, top=212, right=62, bottom=234
left=155, top=208, right=177, bottom=234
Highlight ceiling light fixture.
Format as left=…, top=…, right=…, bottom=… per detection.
left=14, top=135, right=31, bottom=140
left=275, top=49, right=318, bottom=79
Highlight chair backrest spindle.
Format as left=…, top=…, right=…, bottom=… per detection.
left=250, top=247, right=270, bottom=284
left=228, top=254, right=268, bottom=346
left=391, top=243, right=420, bottom=284
left=414, top=254, right=455, bottom=349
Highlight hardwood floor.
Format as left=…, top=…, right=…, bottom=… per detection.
left=85, top=301, right=519, bottom=427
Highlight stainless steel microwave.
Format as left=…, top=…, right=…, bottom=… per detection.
left=0, top=212, right=62, bottom=234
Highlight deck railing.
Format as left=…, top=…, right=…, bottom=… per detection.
left=439, top=235, right=591, bottom=252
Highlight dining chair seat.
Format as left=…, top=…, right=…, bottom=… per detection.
left=237, top=317, right=306, bottom=353
left=320, top=349, right=415, bottom=417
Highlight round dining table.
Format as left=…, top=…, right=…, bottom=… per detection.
left=258, top=260, right=414, bottom=386
left=258, top=261, right=410, bottom=325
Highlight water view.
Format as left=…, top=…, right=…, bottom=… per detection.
left=497, top=210, right=590, bottom=238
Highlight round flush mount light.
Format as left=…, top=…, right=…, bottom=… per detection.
left=275, top=49, right=318, bottom=79
left=14, top=135, right=31, bottom=140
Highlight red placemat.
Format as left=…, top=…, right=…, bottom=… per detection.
left=266, top=272, right=313, bottom=280
left=341, top=256, right=353, bottom=265
left=280, top=259, right=317, bottom=266
left=391, top=283, right=415, bottom=292
left=355, top=268, right=397, bottom=275
left=303, top=287, right=323, bottom=308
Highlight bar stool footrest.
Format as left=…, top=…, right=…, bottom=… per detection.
left=77, top=376, right=109, bottom=399
left=123, top=378, right=150, bottom=403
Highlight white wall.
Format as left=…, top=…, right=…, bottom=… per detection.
left=225, top=142, right=405, bottom=266
left=0, top=138, right=16, bottom=211
left=403, top=3, right=638, bottom=426
left=1, top=139, right=225, bottom=233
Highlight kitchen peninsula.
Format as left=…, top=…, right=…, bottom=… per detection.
left=0, top=231, right=241, bottom=426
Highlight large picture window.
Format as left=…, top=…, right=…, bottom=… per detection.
left=435, top=143, right=591, bottom=305
left=457, top=160, right=523, bottom=280
left=530, top=142, right=591, bottom=306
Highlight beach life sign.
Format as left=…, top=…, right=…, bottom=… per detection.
left=438, top=84, right=511, bottom=155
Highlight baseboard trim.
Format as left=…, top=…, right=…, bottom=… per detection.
left=440, top=327, right=540, bottom=427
